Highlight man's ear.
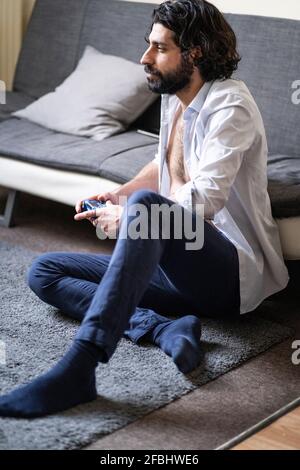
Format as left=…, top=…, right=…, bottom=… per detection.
left=190, top=46, right=202, bottom=63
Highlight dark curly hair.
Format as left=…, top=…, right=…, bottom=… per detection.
left=149, top=0, right=241, bottom=81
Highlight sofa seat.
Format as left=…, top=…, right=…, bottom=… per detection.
left=267, top=155, right=300, bottom=219
left=1, top=114, right=300, bottom=214
left=0, top=92, right=34, bottom=123
left=266, top=155, right=300, bottom=260
left=0, top=117, right=158, bottom=183
left=1, top=152, right=299, bottom=260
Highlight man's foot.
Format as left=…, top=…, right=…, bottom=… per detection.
left=0, top=341, right=102, bottom=418
left=150, top=315, right=202, bottom=374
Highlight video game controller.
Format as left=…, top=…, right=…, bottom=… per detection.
left=81, top=199, right=106, bottom=218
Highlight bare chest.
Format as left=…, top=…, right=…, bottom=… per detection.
left=166, top=111, right=190, bottom=193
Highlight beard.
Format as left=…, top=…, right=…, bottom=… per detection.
left=144, top=53, right=194, bottom=95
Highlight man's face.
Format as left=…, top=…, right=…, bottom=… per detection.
left=140, top=23, right=194, bottom=94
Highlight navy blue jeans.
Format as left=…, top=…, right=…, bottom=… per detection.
left=28, top=190, right=240, bottom=362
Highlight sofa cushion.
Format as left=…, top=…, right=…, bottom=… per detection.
left=100, top=145, right=159, bottom=184
left=0, top=92, right=34, bottom=123
left=14, top=46, right=157, bottom=142
left=226, top=14, right=300, bottom=158
left=267, top=155, right=300, bottom=218
left=0, top=118, right=158, bottom=183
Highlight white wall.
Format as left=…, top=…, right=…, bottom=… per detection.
left=124, top=0, right=300, bottom=21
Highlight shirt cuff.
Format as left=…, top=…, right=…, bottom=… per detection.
left=174, top=183, right=204, bottom=217
left=174, top=182, right=194, bottom=212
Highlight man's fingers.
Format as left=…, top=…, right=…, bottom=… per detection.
left=98, top=192, right=119, bottom=205
left=75, top=200, right=83, bottom=213
left=74, top=209, right=97, bottom=221
left=74, top=205, right=107, bottom=221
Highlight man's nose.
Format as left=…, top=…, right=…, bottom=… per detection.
left=140, top=48, right=153, bottom=66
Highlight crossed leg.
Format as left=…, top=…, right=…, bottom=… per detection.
left=26, top=250, right=203, bottom=370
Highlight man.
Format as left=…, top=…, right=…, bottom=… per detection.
left=0, top=0, right=289, bottom=418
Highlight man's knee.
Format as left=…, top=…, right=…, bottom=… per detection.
left=127, top=189, right=160, bottom=207
left=27, top=252, right=62, bottom=299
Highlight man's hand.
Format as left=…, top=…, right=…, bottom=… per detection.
left=74, top=199, right=123, bottom=237
left=75, top=191, right=119, bottom=214
left=74, top=191, right=120, bottom=229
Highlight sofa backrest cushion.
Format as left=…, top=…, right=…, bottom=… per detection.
left=77, top=0, right=154, bottom=66
left=226, top=14, right=300, bottom=158
left=14, top=0, right=89, bottom=99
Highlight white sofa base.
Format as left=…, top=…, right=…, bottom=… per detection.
left=0, top=156, right=299, bottom=260
left=0, top=156, right=120, bottom=206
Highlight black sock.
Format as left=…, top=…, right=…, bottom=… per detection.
left=0, top=340, right=104, bottom=418
left=148, top=315, right=202, bottom=374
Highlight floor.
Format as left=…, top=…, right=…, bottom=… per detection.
left=232, top=406, right=300, bottom=450
left=0, top=190, right=299, bottom=450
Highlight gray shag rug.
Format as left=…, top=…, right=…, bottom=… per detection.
left=0, top=241, right=293, bottom=450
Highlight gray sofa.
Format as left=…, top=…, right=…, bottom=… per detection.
left=0, top=0, right=299, bottom=260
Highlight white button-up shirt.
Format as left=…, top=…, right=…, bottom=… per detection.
left=153, top=78, right=289, bottom=314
